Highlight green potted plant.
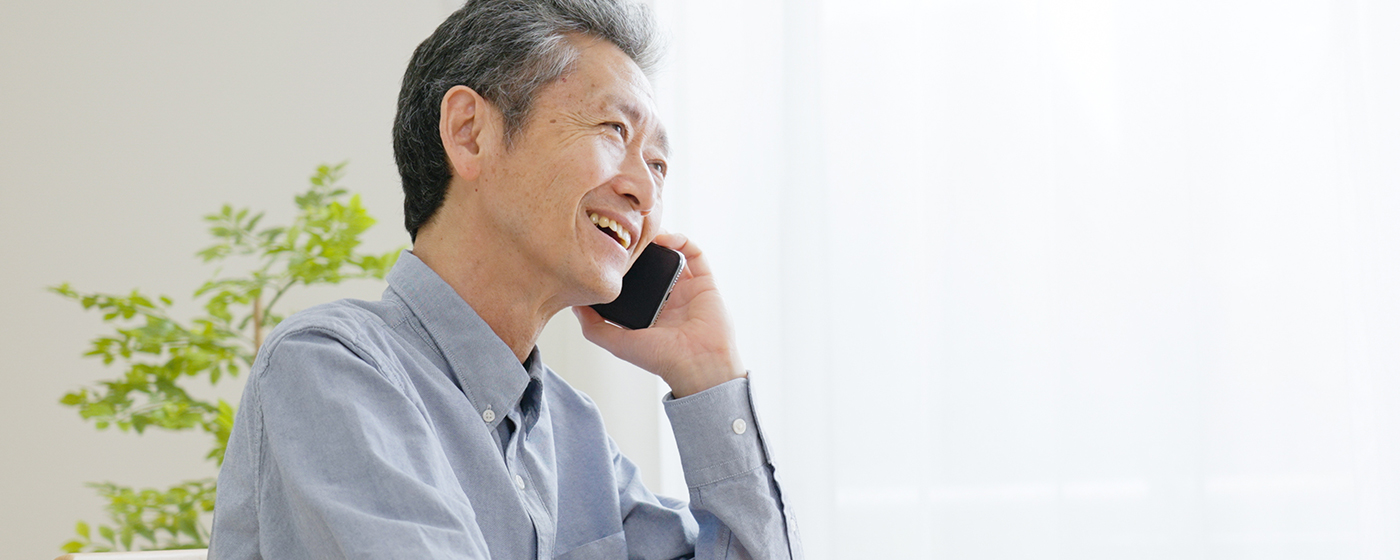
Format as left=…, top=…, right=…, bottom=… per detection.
left=52, top=163, right=402, bottom=552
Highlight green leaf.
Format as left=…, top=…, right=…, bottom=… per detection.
left=87, top=402, right=115, bottom=418
left=136, top=524, right=156, bottom=544
left=76, top=520, right=90, bottom=539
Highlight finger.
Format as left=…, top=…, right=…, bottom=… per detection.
left=650, top=231, right=683, bottom=251
left=571, top=305, right=627, bottom=346
left=651, top=232, right=712, bottom=278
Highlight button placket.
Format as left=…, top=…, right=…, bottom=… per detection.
left=502, top=411, right=528, bottom=493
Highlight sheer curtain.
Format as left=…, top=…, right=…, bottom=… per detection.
left=647, top=0, right=1400, bottom=557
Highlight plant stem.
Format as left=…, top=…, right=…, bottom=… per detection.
left=252, top=295, right=264, bottom=350
left=263, top=279, right=296, bottom=315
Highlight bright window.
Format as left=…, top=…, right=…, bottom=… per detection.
left=650, top=0, right=1400, bottom=557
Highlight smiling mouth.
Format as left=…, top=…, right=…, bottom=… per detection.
left=589, top=213, right=632, bottom=250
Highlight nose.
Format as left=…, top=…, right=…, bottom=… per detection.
left=613, top=153, right=659, bottom=215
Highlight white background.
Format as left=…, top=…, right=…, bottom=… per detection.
left=4, top=1, right=1399, bottom=559
left=652, top=0, right=1400, bottom=557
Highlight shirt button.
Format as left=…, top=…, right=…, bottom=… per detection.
left=482, top=409, right=495, bottom=423
left=732, top=418, right=747, bottom=435
left=514, top=474, right=526, bottom=490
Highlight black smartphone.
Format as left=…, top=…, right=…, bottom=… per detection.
left=591, top=243, right=686, bottom=330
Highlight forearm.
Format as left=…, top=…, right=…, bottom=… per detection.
left=664, top=377, right=802, bottom=560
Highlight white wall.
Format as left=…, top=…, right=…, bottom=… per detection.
left=0, top=2, right=670, bottom=558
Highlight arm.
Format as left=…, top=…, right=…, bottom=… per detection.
left=606, top=379, right=799, bottom=560
left=663, top=378, right=801, bottom=559
left=575, top=233, right=802, bottom=559
left=210, top=328, right=492, bottom=559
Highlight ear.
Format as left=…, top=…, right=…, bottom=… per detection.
left=439, top=85, right=493, bottom=182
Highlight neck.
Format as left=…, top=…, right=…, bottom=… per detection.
left=412, top=225, right=568, bottom=364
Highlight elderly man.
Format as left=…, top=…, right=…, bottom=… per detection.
left=208, top=0, right=801, bottom=558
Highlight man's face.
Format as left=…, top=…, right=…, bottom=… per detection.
left=472, top=35, right=668, bottom=306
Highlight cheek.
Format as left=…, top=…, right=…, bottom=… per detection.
left=557, top=138, right=622, bottom=190
left=646, top=199, right=663, bottom=229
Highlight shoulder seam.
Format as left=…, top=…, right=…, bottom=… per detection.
left=257, top=325, right=405, bottom=393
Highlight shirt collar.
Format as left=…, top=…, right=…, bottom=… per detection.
left=385, top=250, right=535, bottom=430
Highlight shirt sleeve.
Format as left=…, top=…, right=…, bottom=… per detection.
left=620, top=377, right=803, bottom=560
left=210, top=328, right=492, bottom=560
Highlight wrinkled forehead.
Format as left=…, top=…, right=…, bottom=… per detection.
left=565, top=32, right=653, bottom=93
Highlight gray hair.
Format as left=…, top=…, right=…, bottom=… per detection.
left=393, top=0, right=663, bottom=242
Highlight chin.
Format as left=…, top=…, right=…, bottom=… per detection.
left=593, top=278, right=624, bottom=305
left=574, top=269, right=624, bottom=306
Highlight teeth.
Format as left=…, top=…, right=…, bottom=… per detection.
left=589, top=213, right=631, bottom=250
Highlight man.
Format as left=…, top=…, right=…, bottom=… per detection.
left=208, top=0, right=801, bottom=558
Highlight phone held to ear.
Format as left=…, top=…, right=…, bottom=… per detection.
left=591, top=243, right=685, bottom=330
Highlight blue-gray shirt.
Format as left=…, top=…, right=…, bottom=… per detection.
left=209, top=251, right=801, bottom=559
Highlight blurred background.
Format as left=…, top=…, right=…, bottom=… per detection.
left=3, top=0, right=1398, bottom=559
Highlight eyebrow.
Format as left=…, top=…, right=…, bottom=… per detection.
left=613, top=99, right=670, bottom=157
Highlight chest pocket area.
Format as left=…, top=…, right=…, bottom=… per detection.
left=554, top=531, right=625, bottom=560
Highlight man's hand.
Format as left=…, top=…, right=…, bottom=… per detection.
left=573, top=232, right=745, bottom=398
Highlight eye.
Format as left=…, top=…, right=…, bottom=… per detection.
left=648, top=160, right=668, bottom=177
left=607, top=122, right=626, bottom=137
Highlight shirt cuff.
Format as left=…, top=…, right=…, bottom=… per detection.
left=663, top=377, right=769, bottom=488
